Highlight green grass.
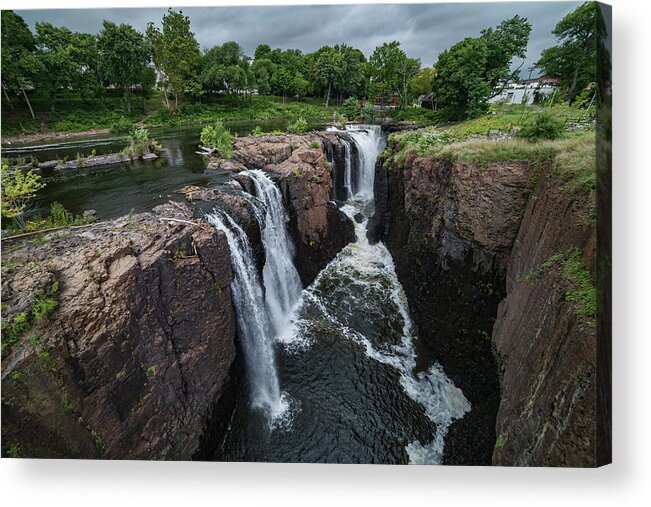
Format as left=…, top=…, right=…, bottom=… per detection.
left=441, top=103, right=594, bottom=141
left=389, top=126, right=595, bottom=177
left=3, top=92, right=335, bottom=137
left=554, top=136, right=596, bottom=192
left=563, top=249, right=597, bottom=322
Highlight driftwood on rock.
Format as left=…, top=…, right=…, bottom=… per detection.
left=196, top=147, right=219, bottom=156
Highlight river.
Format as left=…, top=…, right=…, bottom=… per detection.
left=211, top=125, right=470, bottom=464
left=5, top=122, right=471, bottom=464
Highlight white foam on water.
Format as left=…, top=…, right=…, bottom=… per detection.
left=281, top=125, right=471, bottom=463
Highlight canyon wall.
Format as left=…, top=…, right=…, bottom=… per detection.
left=373, top=137, right=600, bottom=466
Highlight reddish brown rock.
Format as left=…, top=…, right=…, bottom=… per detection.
left=231, top=133, right=355, bottom=284
left=1, top=204, right=237, bottom=459
left=375, top=137, right=600, bottom=467
left=491, top=163, right=597, bottom=467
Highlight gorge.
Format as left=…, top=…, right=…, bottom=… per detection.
left=1, top=125, right=600, bottom=466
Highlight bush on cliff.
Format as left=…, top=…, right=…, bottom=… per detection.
left=200, top=122, right=235, bottom=158
left=517, top=112, right=565, bottom=142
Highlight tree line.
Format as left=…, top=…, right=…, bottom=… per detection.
left=2, top=2, right=604, bottom=122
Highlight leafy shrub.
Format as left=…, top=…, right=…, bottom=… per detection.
left=250, top=126, right=265, bottom=136
left=2, top=312, right=30, bottom=348
left=517, top=112, right=565, bottom=142
left=393, top=107, right=443, bottom=124
left=339, top=97, right=360, bottom=120
left=287, top=117, right=308, bottom=134
left=23, top=201, right=95, bottom=233
left=415, top=127, right=454, bottom=153
left=308, top=140, right=320, bottom=149
left=1, top=165, right=46, bottom=230
left=200, top=122, right=235, bottom=158
left=49, top=201, right=74, bottom=227
left=129, top=127, right=149, bottom=144
left=32, top=290, right=58, bottom=322
left=109, top=117, right=134, bottom=135
left=362, top=103, right=376, bottom=123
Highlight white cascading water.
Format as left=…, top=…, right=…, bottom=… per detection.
left=347, top=124, right=384, bottom=198
left=207, top=209, right=292, bottom=428
left=243, top=169, right=303, bottom=337
left=281, top=124, right=471, bottom=463
left=340, top=138, right=354, bottom=200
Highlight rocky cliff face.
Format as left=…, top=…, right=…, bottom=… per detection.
left=1, top=203, right=237, bottom=459
left=491, top=161, right=597, bottom=466
left=228, top=133, right=355, bottom=284
left=373, top=136, right=599, bottom=466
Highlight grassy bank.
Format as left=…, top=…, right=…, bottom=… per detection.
left=385, top=114, right=596, bottom=192
left=2, top=92, right=336, bottom=139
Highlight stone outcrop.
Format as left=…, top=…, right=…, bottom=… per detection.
left=373, top=138, right=600, bottom=466
left=229, top=133, right=356, bottom=284
left=1, top=203, right=237, bottom=459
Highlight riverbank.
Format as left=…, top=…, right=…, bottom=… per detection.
left=2, top=93, right=337, bottom=144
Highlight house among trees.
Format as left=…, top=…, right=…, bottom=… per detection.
left=373, top=94, right=398, bottom=109
left=489, top=76, right=559, bottom=106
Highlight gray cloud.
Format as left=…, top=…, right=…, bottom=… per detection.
left=16, top=2, right=581, bottom=74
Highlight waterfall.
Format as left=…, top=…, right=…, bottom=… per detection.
left=207, top=210, right=290, bottom=426
left=279, top=124, right=470, bottom=464
left=244, top=169, right=303, bottom=337
left=347, top=124, right=384, bottom=198
left=340, top=138, right=354, bottom=200
left=327, top=124, right=385, bottom=199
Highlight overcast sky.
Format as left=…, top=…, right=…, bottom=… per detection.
left=16, top=2, right=581, bottom=76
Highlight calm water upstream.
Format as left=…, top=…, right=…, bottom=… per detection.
left=1, top=119, right=325, bottom=221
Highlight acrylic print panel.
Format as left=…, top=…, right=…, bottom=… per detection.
left=0, top=1, right=611, bottom=467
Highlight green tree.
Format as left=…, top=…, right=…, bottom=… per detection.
left=254, top=43, right=272, bottom=61
left=200, top=42, right=252, bottom=100
left=69, top=32, right=105, bottom=102
left=314, top=46, right=344, bottom=107
left=536, top=2, right=603, bottom=104
left=146, top=9, right=200, bottom=109
left=1, top=11, right=39, bottom=118
left=292, top=73, right=310, bottom=99
left=409, top=67, right=436, bottom=98
left=270, top=66, right=293, bottom=103
left=1, top=165, right=46, bottom=230
left=97, top=21, right=150, bottom=112
left=334, top=44, right=367, bottom=101
left=368, top=41, right=420, bottom=110
left=251, top=58, right=275, bottom=95
left=33, top=22, right=78, bottom=111
left=433, top=15, right=531, bottom=119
